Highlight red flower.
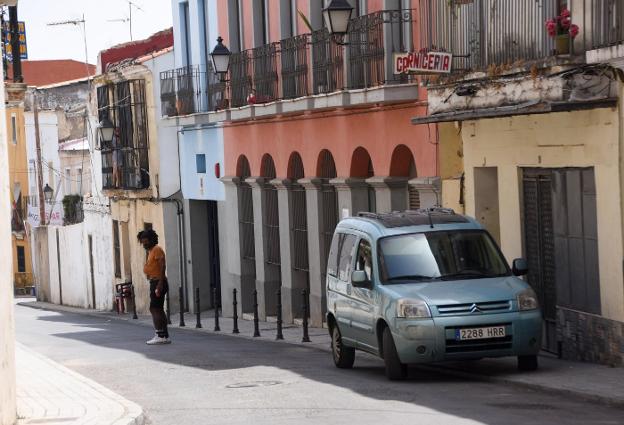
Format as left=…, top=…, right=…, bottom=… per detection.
left=569, top=24, right=579, bottom=38
left=561, top=17, right=571, bottom=29
left=560, top=8, right=571, bottom=18
left=546, top=19, right=557, bottom=37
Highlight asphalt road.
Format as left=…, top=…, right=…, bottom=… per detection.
left=14, top=303, right=624, bottom=425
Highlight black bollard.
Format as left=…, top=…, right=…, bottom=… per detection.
left=178, top=286, right=186, bottom=327
left=276, top=289, right=284, bottom=340
left=165, top=289, right=171, bottom=324
left=302, top=289, right=311, bottom=343
left=213, top=287, right=220, bottom=332
left=232, top=288, right=240, bottom=334
left=131, top=284, right=138, bottom=320
left=253, top=289, right=261, bottom=337
left=195, top=287, right=202, bottom=328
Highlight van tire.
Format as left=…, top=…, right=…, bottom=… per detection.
left=331, top=325, right=355, bottom=369
left=382, top=327, right=408, bottom=380
left=518, top=355, right=538, bottom=371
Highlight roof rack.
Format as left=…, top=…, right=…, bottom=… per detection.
left=355, top=208, right=466, bottom=228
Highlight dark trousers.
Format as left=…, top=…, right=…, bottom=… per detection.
left=149, top=279, right=169, bottom=338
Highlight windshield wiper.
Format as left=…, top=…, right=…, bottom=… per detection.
left=386, top=274, right=439, bottom=283
left=439, top=270, right=501, bottom=281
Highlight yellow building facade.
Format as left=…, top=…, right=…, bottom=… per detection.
left=6, top=102, right=33, bottom=292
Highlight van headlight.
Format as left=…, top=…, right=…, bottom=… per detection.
left=396, top=299, right=431, bottom=319
left=517, top=288, right=539, bottom=311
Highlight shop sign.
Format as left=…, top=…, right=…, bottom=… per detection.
left=394, top=51, right=452, bottom=74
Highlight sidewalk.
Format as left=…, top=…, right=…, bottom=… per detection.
left=16, top=342, right=144, bottom=425
left=20, top=300, right=624, bottom=408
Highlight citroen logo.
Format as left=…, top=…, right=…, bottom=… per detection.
left=470, top=304, right=482, bottom=313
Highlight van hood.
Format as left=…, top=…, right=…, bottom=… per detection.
left=382, top=276, right=528, bottom=306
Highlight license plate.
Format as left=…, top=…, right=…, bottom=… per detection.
left=455, top=326, right=506, bottom=341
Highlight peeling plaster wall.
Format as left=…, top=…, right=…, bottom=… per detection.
left=428, top=75, right=565, bottom=115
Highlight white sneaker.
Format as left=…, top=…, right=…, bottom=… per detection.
left=146, top=335, right=171, bottom=345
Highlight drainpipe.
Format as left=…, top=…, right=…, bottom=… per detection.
left=157, top=197, right=187, bottom=312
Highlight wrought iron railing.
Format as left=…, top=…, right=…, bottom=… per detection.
left=99, top=80, right=150, bottom=191
left=230, top=51, right=253, bottom=108
left=348, top=11, right=386, bottom=89
left=252, top=43, right=280, bottom=103
left=280, top=34, right=310, bottom=99
left=420, top=0, right=560, bottom=72
left=312, top=29, right=344, bottom=94
left=160, top=64, right=228, bottom=115
left=589, top=0, right=624, bottom=48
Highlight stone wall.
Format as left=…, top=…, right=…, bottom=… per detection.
left=558, top=307, right=624, bottom=367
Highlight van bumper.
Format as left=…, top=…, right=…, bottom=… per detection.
left=391, top=310, right=542, bottom=364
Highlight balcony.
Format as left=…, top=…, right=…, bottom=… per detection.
left=589, top=0, right=624, bottom=49
left=161, top=9, right=420, bottom=123
left=98, top=80, right=150, bottom=191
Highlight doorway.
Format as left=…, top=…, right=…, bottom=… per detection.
left=522, top=167, right=600, bottom=354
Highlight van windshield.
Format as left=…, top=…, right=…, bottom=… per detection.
left=378, top=230, right=510, bottom=283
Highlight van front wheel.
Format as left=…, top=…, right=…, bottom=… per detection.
left=331, top=325, right=355, bottom=369
left=518, top=355, right=538, bottom=371
left=382, top=327, right=408, bottom=380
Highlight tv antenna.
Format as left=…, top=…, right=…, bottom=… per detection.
left=126, top=0, right=144, bottom=41
left=46, top=15, right=92, bottom=94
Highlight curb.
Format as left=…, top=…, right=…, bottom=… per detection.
left=16, top=343, right=145, bottom=425
left=418, top=363, right=624, bottom=409
left=19, top=301, right=624, bottom=409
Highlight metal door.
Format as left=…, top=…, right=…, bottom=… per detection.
left=522, top=169, right=557, bottom=353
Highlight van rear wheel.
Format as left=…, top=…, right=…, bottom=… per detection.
left=331, top=325, right=355, bottom=369
left=382, top=327, right=408, bottom=380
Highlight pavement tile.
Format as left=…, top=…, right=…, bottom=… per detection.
left=15, top=342, right=144, bottom=425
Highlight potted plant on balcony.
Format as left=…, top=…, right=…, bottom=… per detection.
left=546, top=8, right=579, bottom=55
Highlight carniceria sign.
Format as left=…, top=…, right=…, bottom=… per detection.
left=394, top=50, right=452, bottom=74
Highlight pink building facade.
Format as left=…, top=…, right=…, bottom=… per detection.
left=165, top=0, right=440, bottom=326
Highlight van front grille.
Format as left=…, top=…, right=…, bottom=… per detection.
left=436, top=300, right=511, bottom=316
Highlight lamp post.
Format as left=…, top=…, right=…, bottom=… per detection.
left=97, top=118, right=115, bottom=148
left=210, top=36, right=231, bottom=82
left=43, top=184, right=54, bottom=204
left=323, top=0, right=354, bottom=37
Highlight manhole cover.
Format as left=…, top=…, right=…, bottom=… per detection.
left=226, top=380, right=282, bottom=389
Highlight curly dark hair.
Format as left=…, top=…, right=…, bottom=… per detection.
left=137, top=229, right=159, bottom=245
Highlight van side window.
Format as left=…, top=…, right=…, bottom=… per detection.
left=327, top=233, right=340, bottom=277
left=355, top=239, right=373, bottom=282
left=338, top=234, right=357, bottom=281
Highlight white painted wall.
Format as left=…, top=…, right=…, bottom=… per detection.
left=25, top=111, right=64, bottom=226
left=0, top=68, right=17, bottom=425
left=179, top=126, right=225, bottom=200
left=42, top=207, right=115, bottom=310
left=142, top=50, right=181, bottom=198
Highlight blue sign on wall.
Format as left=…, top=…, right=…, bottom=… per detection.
left=2, top=21, right=28, bottom=60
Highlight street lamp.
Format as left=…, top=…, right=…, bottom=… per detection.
left=43, top=184, right=54, bottom=204
left=97, top=117, right=115, bottom=148
left=323, top=0, right=354, bottom=37
left=210, top=36, right=231, bottom=81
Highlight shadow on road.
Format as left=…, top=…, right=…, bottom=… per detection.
left=17, top=305, right=616, bottom=425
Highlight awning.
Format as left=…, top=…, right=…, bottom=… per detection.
left=411, top=98, right=618, bottom=125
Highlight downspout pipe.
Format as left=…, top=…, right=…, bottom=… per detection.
left=155, top=197, right=187, bottom=312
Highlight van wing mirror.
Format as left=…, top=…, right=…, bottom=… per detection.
left=351, top=270, right=372, bottom=289
left=512, top=258, right=528, bottom=277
